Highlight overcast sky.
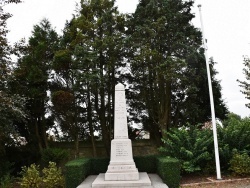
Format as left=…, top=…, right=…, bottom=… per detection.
left=3, top=0, right=250, bottom=118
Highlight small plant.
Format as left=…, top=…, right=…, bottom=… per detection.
left=0, top=174, right=13, bottom=188
left=19, top=162, right=65, bottom=188
left=42, top=162, right=65, bottom=188
left=229, top=151, right=250, bottom=176
left=19, top=164, right=42, bottom=188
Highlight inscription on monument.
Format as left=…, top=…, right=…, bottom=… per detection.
left=115, top=142, right=129, bottom=157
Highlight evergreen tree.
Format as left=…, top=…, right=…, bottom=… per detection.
left=172, top=51, right=228, bottom=126
left=12, top=19, right=59, bottom=153
left=0, top=0, right=25, bottom=177
left=51, top=0, right=126, bottom=155
left=238, top=56, right=250, bottom=109
left=126, top=0, right=201, bottom=143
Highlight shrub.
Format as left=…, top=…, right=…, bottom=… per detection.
left=0, top=174, right=13, bottom=188
left=41, top=148, right=69, bottom=166
left=42, top=162, right=65, bottom=188
left=229, top=151, right=250, bottom=176
left=90, top=158, right=109, bottom=175
left=134, top=155, right=158, bottom=173
left=157, top=157, right=181, bottom=188
left=218, top=115, right=250, bottom=171
left=19, top=162, right=65, bottom=188
left=19, top=164, right=42, bottom=188
left=65, top=158, right=91, bottom=188
left=159, top=126, right=213, bottom=174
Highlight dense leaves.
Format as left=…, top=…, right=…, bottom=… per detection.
left=238, top=56, right=250, bottom=108
left=160, top=115, right=250, bottom=174
left=159, top=126, right=214, bottom=173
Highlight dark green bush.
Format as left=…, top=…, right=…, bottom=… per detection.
left=157, top=157, right=181, bottom=188
left=218, top=114, right=250, bottom=171
left=159, top=126, right=213, bottom=174
left=134, top=155, right=158, bottom=173
left=65, top=158, right=91, bottom=188
left=90, top=158, right=109, bottom=175
left=41, top=147, right=69, bottom=166
left=229, top=151, right=250, bottom=176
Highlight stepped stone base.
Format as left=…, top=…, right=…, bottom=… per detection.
left=92, top=172, right=151, bottom=187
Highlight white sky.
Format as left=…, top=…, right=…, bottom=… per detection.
left=3, top=0, right=250, bottom=118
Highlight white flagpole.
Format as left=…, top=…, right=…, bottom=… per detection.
left=198, top=4, right=222, bottom=180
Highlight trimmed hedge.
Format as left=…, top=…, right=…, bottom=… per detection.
left=65, top=158, right=91, bottom=188
left=65, top=155, right=181, bottom=188
left=134, top=155, right=158, bottom=173
left=157, top=157, right=181, bottom=188
left=90, top=158, right=110, bottom=175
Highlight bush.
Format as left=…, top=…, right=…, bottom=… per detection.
left=41, top=148, right=69, bottom=166
left=42, top=162, right=65, bottom=188
left=90, top=158, right=109, bottom=175
left=65, top=158, right=91, bottom=188
left=157, top=157, right=181, bottom=188
left=19, top=164, right=42, bottom=188
left=19, top=162, right=65, bottom=188
left=134, top=155, right=158, bottom=173
left=218, top=115, right=250, bottom=171
left=159, top=126, right=213, bottom=174
left=0, top=174, right=13, bottom=188
left=229, top=151, right=250, bottom=176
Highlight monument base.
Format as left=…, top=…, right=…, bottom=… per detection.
left=92, top=172, right=152, bottom=187
left=105, top=139, right=139, bottom=181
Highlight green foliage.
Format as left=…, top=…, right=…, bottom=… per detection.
left=229, top=151, right=250, bottom=176
left=41, top=147, right=69, bottom=166
left=218, top=114, right=250, bottom=170
left=134, top=155, right=158, bottom=173
left=19, top=164, right=42, bottom=188
left=0, top=174, right=13, bottom=188
left=90, top=158, right=109, bottom=175
left=42, top=162, right=65, bottom=188
left=0, top=160, right=13, bottom=179
left=238, top=56, right=250, bottom=108
left=65, top=158, right=91, bottom=188
left=159, top=126, right=213, bottom=174
left=19, top=162, right=65, bottom=188
left=157, top=157, right=181, bottom=188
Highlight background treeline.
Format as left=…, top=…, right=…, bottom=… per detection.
left=0, top=0, right=232, bottom=179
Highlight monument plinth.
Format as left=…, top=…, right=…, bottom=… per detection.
left=92, top=83, right=151, bottom=187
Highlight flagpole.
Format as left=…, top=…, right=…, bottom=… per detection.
left=198, top=4, right=222, bottom=180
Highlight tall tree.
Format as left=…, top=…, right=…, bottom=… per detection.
left=52, top=0, right=126, bottom=156
left=0, top=0, right=25, bottom=177
left=238, top=56, right=250, bottom=109
left=171, top=50, right=228, bottom=126
left=126, top=0, right=202, bottom=143
left=12, top=19, right=59, bottom=153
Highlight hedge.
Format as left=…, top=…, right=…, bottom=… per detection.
left=134, top=155, right=158, bottom=173
left=157, top=157, right=181, bottom=188
left=90, top=157, right=110, bottom=175
left=65, top=158, right=91, bottom=188
left=65, top=155, right=180, bottom=188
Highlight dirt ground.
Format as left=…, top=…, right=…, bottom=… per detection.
left=180, top=174, right=250, bottom=188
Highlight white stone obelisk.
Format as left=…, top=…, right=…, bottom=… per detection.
left=105, top=83, right=139, bottom=181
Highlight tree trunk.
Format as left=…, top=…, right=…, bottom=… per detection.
left=34, top=118, right=43, bottom=153
left=74, top=134, right=79, bottom=158
left=87, top=88, right=97, bottom=157
left=42, top=115, right=48, bottom=148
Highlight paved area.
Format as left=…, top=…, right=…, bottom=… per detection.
left=77, top=173, right=168, bottom=188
